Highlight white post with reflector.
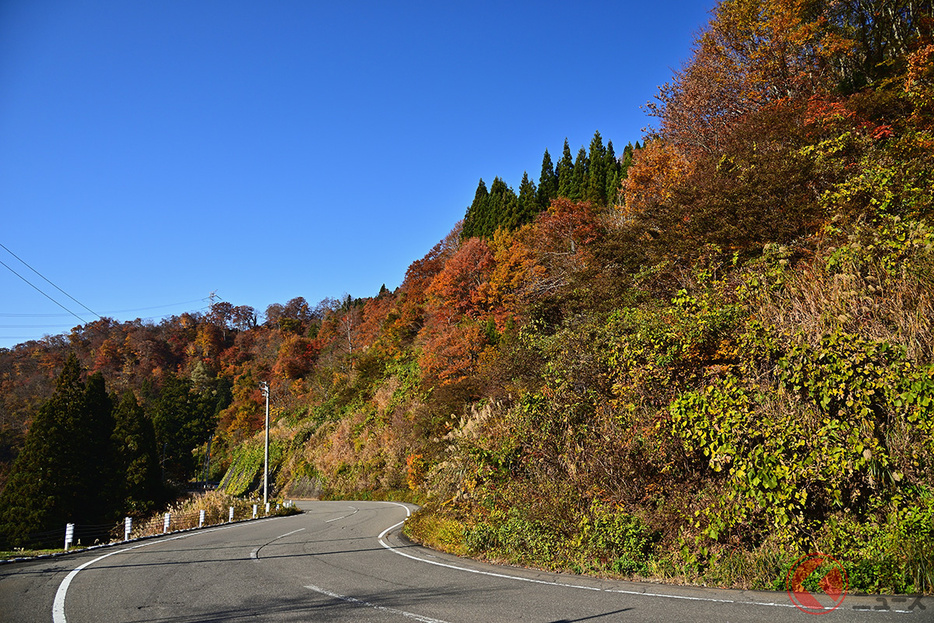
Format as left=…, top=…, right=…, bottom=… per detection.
left=64, top=523, right=75, bottom=551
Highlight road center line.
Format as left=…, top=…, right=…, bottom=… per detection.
left=305, top=583, right=451, bottom=623
left=250, top=527, right=306, bottom=559
left=324, top=505, right=358, bottom=523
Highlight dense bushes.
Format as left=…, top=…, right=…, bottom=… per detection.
left=2, top=0, right=933, bottom=594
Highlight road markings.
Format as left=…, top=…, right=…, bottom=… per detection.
left=250, top=527, right=305, bottom=559
left=324, top=505, right=358, bottom=523
left=375, top=504, right=914, bottom=615
left=378, top=519, right=599, bottom=592
left=52, top=518, right=278, bottom=623
left=305, top=583, right=451, bottom=623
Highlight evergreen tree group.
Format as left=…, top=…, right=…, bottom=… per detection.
left=0, top=355, right=166, bottom=548
left=461, top=131, right=638, bottom=239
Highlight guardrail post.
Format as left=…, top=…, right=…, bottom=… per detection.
left=64, top=523, right=74, bottom=551
left=124, top=517, right=132, bottom=541
left=199, top=509, right=205, bottom=527
left=163, top=512, right=170, bottom=533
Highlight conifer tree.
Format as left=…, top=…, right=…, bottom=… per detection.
left=570, top=147, right=589, bottom=201
left=556, top=139, right=574, bottom=199
left=76, top=372, right=117, bottom=522
left=486, top=177, right=519, bottom=235
left=621, top=142, right=635, bottom=179
left=605, top=140, right=622, bottom=206
left=0, top=354, right=118, bottom=547
left=153, top=372, right=214, bottom=482
left=112, top=391, right=162, bottom=514
left=517, top=171, right=539, bottom=226
left=488, top=176, right=509, bottom=198
left=463, top=179, right=489, bottom=239
left=537, top=149, right=557, bottom=208
left=586, top=131, right=607, bottom=205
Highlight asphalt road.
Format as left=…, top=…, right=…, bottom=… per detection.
left=0, top=501, right=929, bottom=622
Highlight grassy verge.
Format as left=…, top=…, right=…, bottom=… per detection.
left=404, top=500, right=934, bottom=595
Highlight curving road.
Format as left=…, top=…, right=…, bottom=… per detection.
left=0, top=501, right=926, bottom=622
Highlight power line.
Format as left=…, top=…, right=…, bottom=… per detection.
left=0, top=297, right=211, bottom=318
left=0, top=324, right=75, bottom=328
left=0, top=242, right=100, bottom=319
left=103, top=298, right=211, bottom=314
left=0, top=313, right=73, bottom=318
left=0, top=257, right=88, bottom=325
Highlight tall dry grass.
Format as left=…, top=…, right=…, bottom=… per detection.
left=130, top=490, right=268, bottom=539
left=756, top=241, right=934, bottom=362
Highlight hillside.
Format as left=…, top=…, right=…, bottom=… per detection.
left=2, top=0, right=933, bottom=593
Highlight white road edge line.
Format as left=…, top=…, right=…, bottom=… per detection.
left=53, top=518, right=279, bottom=623
left=375, top=503, right=914, bottom=614
left=250, top=527, right=306, bottom=559
left=305, top=583, right=451, bottom=623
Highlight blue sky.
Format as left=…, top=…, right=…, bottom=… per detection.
left=0, top=0, right=716, bottom=349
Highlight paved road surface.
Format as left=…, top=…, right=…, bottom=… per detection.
left=0, top=501, right=928, bottom=622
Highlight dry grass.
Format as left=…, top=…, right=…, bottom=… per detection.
left=756, top=251, right=934, bottom=361
left=130, top=491, right=267, bottom=539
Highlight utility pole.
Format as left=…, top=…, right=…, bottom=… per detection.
left=260, top=381, right=270, bottom=507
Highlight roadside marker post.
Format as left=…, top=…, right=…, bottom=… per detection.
left=64, top=523, right=74, bottom=551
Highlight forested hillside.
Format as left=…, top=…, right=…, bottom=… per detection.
left=2, top=0, right=933, bottom=593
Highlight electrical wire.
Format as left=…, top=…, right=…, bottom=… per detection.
left=0, top=298, right=211, bottom=319
left=0, top=256, right=88, bottom=324
left=0, top=243, right=217, bottom=344
left=0, top=324, right=76, bottom=328
left=0, top=242, right=101, bottom=319
left=101, top=298, right=211, bottom=314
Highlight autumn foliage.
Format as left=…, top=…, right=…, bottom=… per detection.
left=3, top=0, right=934, bottom=593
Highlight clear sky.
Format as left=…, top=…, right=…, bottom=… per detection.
left=0, top=0, right=716, bottom=349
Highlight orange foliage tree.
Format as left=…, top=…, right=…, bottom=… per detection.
left=273, top=334, right=320, bottom=379
left=484, top=227, right=546, bottom=327
left=425, top=237, right=495, bottom=322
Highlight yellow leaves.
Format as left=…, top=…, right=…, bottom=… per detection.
left=905, top=44, right=934, bottom=127
left=621, top=140, right=692, bottom=218
left=484, top=227, right=545, bottom=321
left=405, top=453, right=427, bottom=490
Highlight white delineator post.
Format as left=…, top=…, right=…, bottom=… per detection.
left=64, top=523, right=75, bottom=551
left=124, top=517, right=132, bottom=541
left=228, top=506, right=234, bottom=523
left=163, top=513, right=170, bottom=534
left=252, top=504, right=258, bottom=519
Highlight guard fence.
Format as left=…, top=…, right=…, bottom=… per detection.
left=1, top=500, right=296, bottom=556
